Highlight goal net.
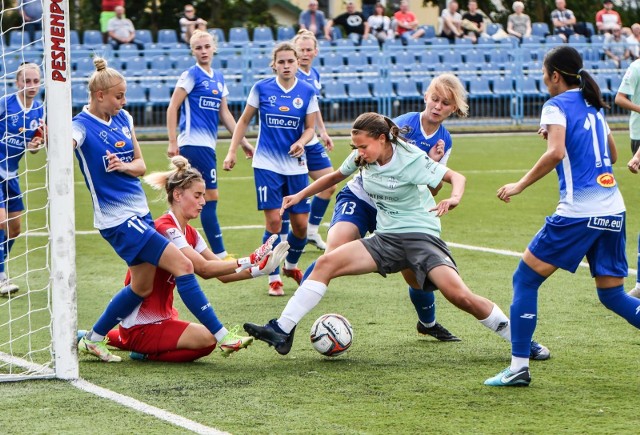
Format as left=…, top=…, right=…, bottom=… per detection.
left=0, top=0, right=76, bottom=381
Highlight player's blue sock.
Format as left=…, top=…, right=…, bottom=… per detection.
left=201, top=200, right=225, bottom=255
left=92, top=285, right=143, bottom=336
left=175, top=274, right=224, bottom=335
left=264, top=231, right=281, bottom=278
left=0, top=229, right=5, bottom=274
left=597, top=285, right=640, bottom=328
left=285, top=232, right=306, bottom=264
left=409, top=287, right=436, bottom=324
left=302, top=260, right=316, bottom=284
left=309, top=196, right=330, bottom=226
left=280, top=211, right=290, bottom=243
left=510, top=260, right=545, bottom=358
left=7, top=238, right=14, bottom=256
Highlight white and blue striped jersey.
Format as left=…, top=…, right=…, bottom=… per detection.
left=0, top=95, right=44, bottom=179
left=297, top=67, right=322, bottom=146
left=393, top=112, right=453, bottom=165
left=540, top=89, right=624, bottom=218
left=73, top=107, right=150, bottom=230
left=176, top=65, right=229, bottom=149
left=248, top=77, right=319, bottom=175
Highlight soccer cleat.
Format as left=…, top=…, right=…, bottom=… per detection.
left=223, top=255, right=237, bottom=262
left=0, top=278, right=19, bottom=296
left=244, top=319, right=296, bottom=355
left=283, top=267, right=303, bottom=285
left=78, top=336, right=122, bottom=362
left=268, top=280, right=285, bottom=296
left=484, top=366, right=531, bottom=387
left=306, top=233, right=327, bottom=250
left=77, top=330, right=87, bottom=343
left=530, top=341, right=550, bottom=360
left=628, top=287, right=640, bottom=298
left=218, top=326, right=254, bottom=358
left=129, top=351, right=147, bottom=361
left=416, top=321, right=461, bottom=342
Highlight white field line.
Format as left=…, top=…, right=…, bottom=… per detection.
left=0, top=353, right=226, bottom=435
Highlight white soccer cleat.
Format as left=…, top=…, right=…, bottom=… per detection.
left=306, top=233, right=327, bottom=250
left=628, top=287, right=640, bottom=299
left=0, top=278, right=19, bottom=296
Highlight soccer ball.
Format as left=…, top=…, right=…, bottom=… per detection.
left=310, top=313, right=353, bottom=357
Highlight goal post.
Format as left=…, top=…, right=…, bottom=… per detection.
left=0, top=0, right=77, bottom=381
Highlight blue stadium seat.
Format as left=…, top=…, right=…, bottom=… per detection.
left=71, top=83, right=88, bottom=108
left=421, top=25, right=436, bottom=40
left=250, top=55, right=271, bottom=73
left=322, top=53, right=344, bottom=72
left=174, top=55, right=194, bottom=71
left=147, top=83, right=172, bottom=106
left=224, top=55, right=244, bottom=71
left=149, top=55, right=173, bottom=73
left=532, top=22, right=550, bottom=38
left=609, top=74, right=623, bottom=92
left=393, top=51, right=416, bottom=68
left=123, top=57, right=149, bottom=76
left=253, top=27, right=274, bottom=46
left=157, top=29, right=179, bottom=48
left=468, top=76, right=493, bottom=98
left=454, top=37, right=473, bottom=46
left=75, top=57, right=96, bottom=77
left=545, top=35, right=564, bottom=46
left=226, top=81, right=246, bottom=105
left=464, top=49, right=486, bottom=65
left=590, top=34, right=605, bottom=46
left=347, top=80, right=371, bottom=99
left=372, top=79, right=395, bottom=98
left=117, top=44, right=140, bottom=60
left=277, top=26, right=295, bottom=41
left=8, top=30, right=29, bottom=47
left=492, top=77, right=513, bottom=97
left=519, top=75, right=540, bottom=97
left=82, top=30, right=103, bottom=49
left=521, top=35, right=544, bottom=45
left=486, top=23, right=502, bottom=37
left=395, top=78, right=419, bottom=99
left=70, top=30, right=81, bottom=46
left=125, top=84, right=148, bottom=106
left=568, top=34, right=587, bottom=44
left=323, top=80, right=348, bottom=100
left=594, top=75, right=612, bottom=96
left=209, top=28, right=226, bottom=43
left=439, top=50, right=462, bottom=64
left=346, top=52, right=368, bottom=69
left=135, top=29, right=153, bottom=45
left=486, top=50, right=508, bottom=66
left=429, top=37, right=450, bottom=46
left=476, top=35, right=494, bottom=45
left=229, top=27, right=250, bottom=46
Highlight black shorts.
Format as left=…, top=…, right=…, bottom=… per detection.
left=360, top=232, right=458, bottom=291
left=631, top=139, right=640, bottom=155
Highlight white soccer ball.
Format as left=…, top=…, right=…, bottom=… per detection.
left=310, top=313, right=353, bottom=357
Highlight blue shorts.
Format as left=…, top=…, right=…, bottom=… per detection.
left=528, top=213, right=628, bottom=278
left=179, top=146, right=217, bottom=190
left=253, top=168, right=310, bottom=213
left=329, top=186, right=377, bottom=238
left=305, top=143, right=332, bottom=172
left=99, top=214, right=170, bottom=267
left=0, top=178, right=24, bottom=213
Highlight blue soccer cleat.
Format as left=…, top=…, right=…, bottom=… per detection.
left=530, top=341, right=550, bottom=360
left=484, top=367, right=531, bottom=387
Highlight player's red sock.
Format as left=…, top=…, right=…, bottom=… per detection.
left=106, top=329, right=127, bottom=349
left=147, top=345, right=216, bottom=362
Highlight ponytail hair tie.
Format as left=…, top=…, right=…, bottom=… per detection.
left=388, top=131, right=394, bottom=141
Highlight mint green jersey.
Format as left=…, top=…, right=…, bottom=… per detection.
left=618, top=59, right=640, bottom=139
left=339, top=143, right=448, bottom=236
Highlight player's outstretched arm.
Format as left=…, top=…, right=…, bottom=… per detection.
left=430, top=169, right=465, bottom=216
left=281, top=170, right=347, bottom=214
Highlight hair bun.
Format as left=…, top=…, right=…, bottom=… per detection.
left=93, top=57, right=107, bottom=72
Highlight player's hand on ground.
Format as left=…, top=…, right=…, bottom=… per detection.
left=428, top=139, right=445, bottom=162
left=497, top=182, right=523, bottom=203
left=167, top=141, right=179, bottom=158
left=281, top=194, right=302, bottom=215
left=538, top=127, right=548, bottom=140
left=251, top=242, right=290, bottom=277
left=321, top=133, right=334, bottom=151
left=429, top=197, right=459, bottom=216
left=628, top=156, right=640, bottom=174
left=223, top=151, right=237, bottom=171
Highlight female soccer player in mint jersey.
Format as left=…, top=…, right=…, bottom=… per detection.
left=74, top=58, right=262, bottom=362
left=485, top=46, right=638, bottom=387
left=244, top=113, right=549, bottom=360
left=0, top=63, right=45, bottom=296
left=224, top=42, right=318, bottom=297
left=91, top=156, right=288, bottom=362
left=166, top=30, right=254, bottom=260
left=292, top=29, right=335, bottom=251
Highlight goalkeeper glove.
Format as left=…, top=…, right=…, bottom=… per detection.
left=235, top=234, right=278, bottom=273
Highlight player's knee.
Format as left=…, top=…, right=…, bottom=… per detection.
left=314, top=254, right=338, bottom=279
left=174, top=255, right=195, bottom=275
left=8, top=220, right=20, bottom=238
left=132, top=284, right=154, bottom=298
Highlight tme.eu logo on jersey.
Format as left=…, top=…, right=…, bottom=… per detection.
left=266, top=114, right=300, bottom=129
left=199, top=96, right=221, bottom=111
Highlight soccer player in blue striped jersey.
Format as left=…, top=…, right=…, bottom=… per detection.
left=292, top=29, right=335, bottom=251
left=225, top=42, right=319, bottom=296
left=0, top=63, right=45, bottom=296
left=486, top=46, right=639, bottom=387
left=167, top=30, right=254, bottom=260
left=75, top=57, right=255, bottom=362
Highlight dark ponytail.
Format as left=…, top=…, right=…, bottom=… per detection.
left=351, top=112, right=411, bottom=167
left=543, top=46, right=609, bottom=110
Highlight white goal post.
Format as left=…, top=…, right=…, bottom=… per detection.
left=0, top=0, right=77, bottom=381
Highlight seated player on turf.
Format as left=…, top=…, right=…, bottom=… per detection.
left=244, top=113, right=550, bottom=362
left=79, top=156, right=289, bottom=362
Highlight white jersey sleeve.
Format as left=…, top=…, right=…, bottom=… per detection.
left=247, top=84, right=259, bottom=108
left=164, top=227, right=190, bottom=250
left=540, top=103, right=566, bottom=129
left=176, top=70, right=195, bottom=93
left=194, top=230, right=207, bottom=253
left=306, top=95, right=319, bottom=114
left=72, top=120, right=87, bottom=148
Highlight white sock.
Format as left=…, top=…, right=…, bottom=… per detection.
left=510, top=356, right=529, bottom=372
left=269, top=274, right=282, bottom=284
left=216, top=251, right=228, bottom=260
left=280, top=233, right=288, bottom=243
left=278, top=280, right=327, bottom=333
left=479, top=304, right=511, bottom=341
left=420, top=320, right=436, bottom=328
left=0, top=272, right=6, bottom=280
left=284, top=261, right=298, bottom=270
left=307, top=224, right=319, bottom=236
left=214, top=327, right=229, bottom=342
left=86, top=330, right=105, bottom=342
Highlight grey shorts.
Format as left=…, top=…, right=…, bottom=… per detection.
left=632, top=139, right=640, bottom=155
left=360, top=232, right=458, bottom=291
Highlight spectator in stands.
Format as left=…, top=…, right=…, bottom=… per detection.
left=18, top=0, right=43, bottom=43
left=299, top=0, right=327, bottom=40
left=596, top=0, right=622, bottom=35
left=550, top=0, right=576, bottom=42
left=603, top=25, right=631, bottom=67
left=439, top=0, right=463, bottom=42
left=179, top=4, right=207, bottom=43
left=325, top=1, right=370, bottom=44
left=461, top=0, right=488, bottom=44
left=107, top=5, right=144, bottom=50
left=393, top=0, right=425, bottom=42
left=368, top=2, right=393, bottom=45
left=101, top=0, right=124, bottom=44
left=507, top=1, right=531, bottom=41
left=627, top=23, right=640, bottom=59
